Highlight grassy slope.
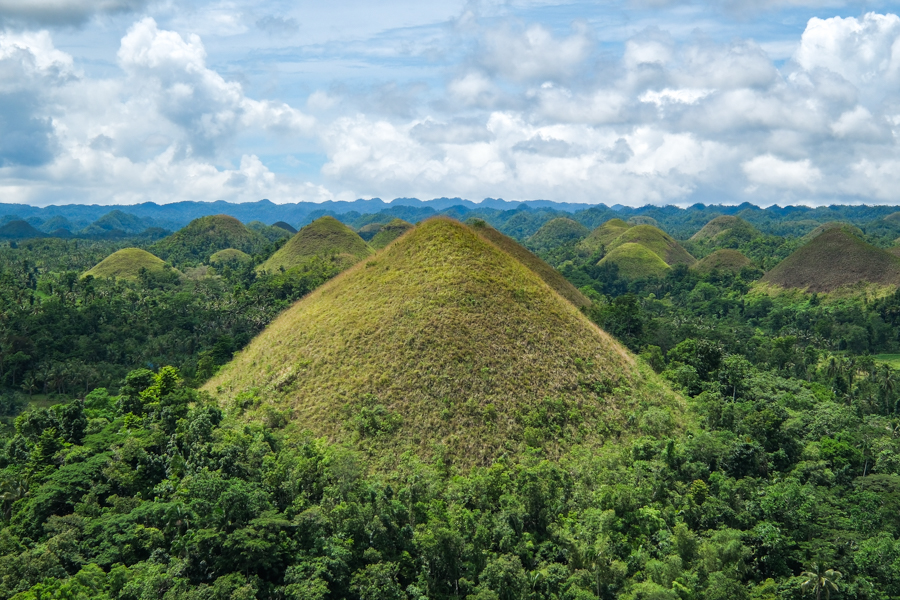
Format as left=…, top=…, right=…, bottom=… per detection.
left=83, top=248, right=168, bottom=281
left=358, top=222, right=386, bottom=241
left=609, top=224, right=696, bottom=266
left=369, top=219, right=414, bottom=250
left=599, top=243, right=671, bottom=279
left=468, top=219, right=591, bottom=308
left=526, top=217, right=590, bottom=251
left=210, top=249, right=252, bottom=264
left=691, top=249, right=753, bottom=275
left=260, top=216, right=374, bottom=273
left=150, top=215, right=265, bottom=264
left=689, top=215, right=757, bottom=241
left=761, top=228, right=900, bottom=292
left=205, top=218, right=681, bottom=466
left=577, top=219, right=632, bottom=255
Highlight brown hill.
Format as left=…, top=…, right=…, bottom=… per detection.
left=761, top=229, right=900, bottom=292
left=690, top=216, right=758, bottom=241
left=259, top=216, right=374, bottom=273
left=205, top=218, right=681, bottom=466
left=802, top=221, right=864, bottom=242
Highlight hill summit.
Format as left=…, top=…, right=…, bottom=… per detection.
left=259, top=216, right=374, bottom=273
left=761, top=228, right=900, bottom=292
left=206, top=218, right=680, bottom=465
left=369, top=218, right=414, bottom=249
left=690, top=215, right=758, bottom=242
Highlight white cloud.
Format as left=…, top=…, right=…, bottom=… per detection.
left=640, top=88, right=712, bottom=107
left=479, top=23, right=591, bottom=81
left=742, top=155, right=821, bottom=191
left=794, top=13, right=900, bottom=90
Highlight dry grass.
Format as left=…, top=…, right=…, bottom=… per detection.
left=83, top=248, right=168, bottom=281
left=691, top=249, right=753, bottom=275
left=260, top=216, right=374, bottom=273
left=761, top=228, right=900, bottom=293
left=210, top=248, right=252, bottom=264
left=802, top=221, right=864, bottom=242
left=609, top=225, right=696, bottom=266
left=469, top=219, right=590, bottom=308
left=599, top=243, right=671, bottom=279
left=205, top=218, right=682, bottom=467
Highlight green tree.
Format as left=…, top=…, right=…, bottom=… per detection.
left=800, top=565, right=841, bottom=600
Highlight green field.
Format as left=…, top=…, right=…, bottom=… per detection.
left=875, top=353, right=900, bottom=369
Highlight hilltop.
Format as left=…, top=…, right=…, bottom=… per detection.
left=690, top=215, right=758, bottom=242
left=206, top=218, right=681, bottom=465
left=609, top=224, right=696, bottom=266
left=82, top=248, right=172, bottom=281
left=357, top=222, right=386, bottom=241
left=577, top=218, right=632, bottom=256
left=692, top=249, right=754, bottom=275
left=150, top=215, right=267, bottom=265
left=761, top=228, right=900, bottom=293
left=369, top=218, right=414, bottom=249
left=259, top=216, right=374, bottom=273
left=803, top=221, right=864, bottom=242
left=599, top=242, right=671, bottom=279
left=467, top=219, right=590, bottom=308
left=526, top=217, right=590, bottom=253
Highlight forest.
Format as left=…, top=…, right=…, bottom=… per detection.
left=2, top=202, right=900, bottom=599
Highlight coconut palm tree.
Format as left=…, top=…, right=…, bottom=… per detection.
left=800, top=564, right=841, bottom=600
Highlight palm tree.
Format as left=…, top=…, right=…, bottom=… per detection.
left=800, top=564, right=841, bottom=600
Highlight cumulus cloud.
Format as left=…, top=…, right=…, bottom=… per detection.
left=742, top=155, right=821, bottom=191
left=117, top=18, right=314, bottom=156
left=479, top=23, right=592, bottom=81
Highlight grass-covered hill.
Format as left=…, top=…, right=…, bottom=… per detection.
left=369, top=218, right=414, bottom=249
left=0, top=220, right=43, bottom=240
left=691, top=248, right=754, bottom=275
left=885, top=212, right=900, bottom=224
left=608, top=224, right=696, bottom=267
left=271, top=221, right=297, bottom=233
left=761, top=228, right=900, bottom=292
left=576, top=218, right=632, bottom=256
left=82, top=248, right=172, bottom=281
left=627, top=215, right=660, bottom=227
left=259, top=215, right=374, bottom=273
left=598, top=242, right=671, bottom=279
left=689, top=215, right=759, bottom=242
left=525, top=217, right=590, bottom=253
left=467, top=219, right=590, bottom=308
left=247, top=220, right=293, bottom=243
left=206, top=218, right=681, bottom=465
left=803, top=221, right=864, bottom=242
left=150, top=215, right=267, bottom=265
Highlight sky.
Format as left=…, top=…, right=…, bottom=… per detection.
left=1, top=0, right=899, bottom=207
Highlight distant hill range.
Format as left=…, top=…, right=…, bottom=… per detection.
left=6, top=198, right=900, bottom=243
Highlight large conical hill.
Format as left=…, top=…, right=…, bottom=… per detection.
left=761, top=229, right=900, bottom=292
left=577, top=219, right=632, bottom=256
left=83, top=248, right=173, bottom=281
left=609, top=225, right=696, bottom=266
left=467, top=219, right=590, bottom=308
left=205, top=218, right=681, bottom=466
left=150, top=215, right=266, bottom=265
left=0, top=220, right=44, bottom=240
left=370, top=219, right=414, bottom=249
left=599, top=243, right=671, bottom=279
left=259, top=216, right=374, bottom=273
left=692, top=249, right=754, bottom=275
left=526, top=217, right=590, bottom=252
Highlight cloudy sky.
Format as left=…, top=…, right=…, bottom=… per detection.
left=1, top=0, right=899, bottom=206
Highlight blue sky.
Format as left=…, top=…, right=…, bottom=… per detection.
left=0, top=0, right=898, bottom=206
